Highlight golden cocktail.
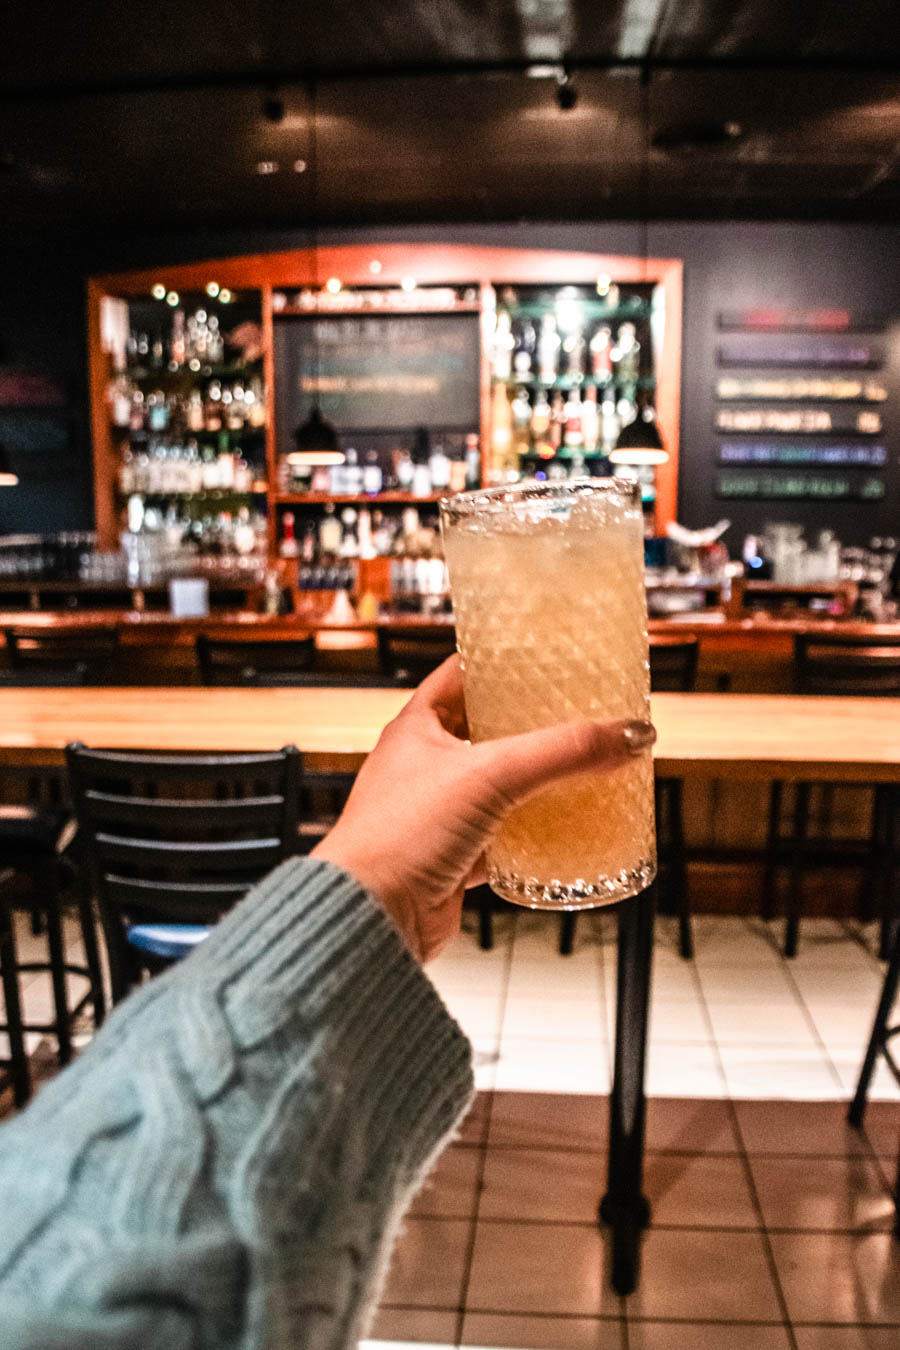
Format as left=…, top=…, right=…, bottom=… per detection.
left=440, top=479, right=656, bottom=909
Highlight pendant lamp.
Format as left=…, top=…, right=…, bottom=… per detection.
left=289, top=78, right=343, bottom=470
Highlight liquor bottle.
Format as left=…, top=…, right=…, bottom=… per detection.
left=318, top=503, right=342, bottom=555
left=614, top=322, right=640, bottom=385
left=395, top=448, right=415, bottom=493
left=204, top=381, right=223, bottom=431
left=492, top=308, right=514, bottom=380
left=564, top=326, right=587, bottom=383
left=600, top=396, right=620, bottom=453
left=563, top=388, right=584, bottom=450
left=358, top=506, right=375, bottom=559
left=590, top=325, right=613, bottom=383
left=490, top=383, right=515, bottom=480
left=537, top=313, right=560, bottom=384
left=339, top=508, right=360, bottom=558
left=510, top=387, right=532, bottom=459
left=581, top=386, right=600, bottom=454
left=530, top=388, right=551, bottom=442
left=549, top=391, right=565, bottom=452
left=512, top=318, right=537, bottom=379
left=186, top=389, right=205, bottom=432
left=118, top=448, right=136, bottom=496
left=169, top=310, right=186, bottom=368
left=411, top=427, right=433, bottom=498
left=343, top=447, right=363, bottom=494
left=110, top=374, right=133, bottom=428
left=362, top=450, right=383, bottom=495
left=280, top=511, right=300, bottom=559
left=428, top=441, right=451, bottom=491
left=464, top=433, right=481, bottom=489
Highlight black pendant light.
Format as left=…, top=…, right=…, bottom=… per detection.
left=289, top=78, right=342, bottom=469
left=0, top=441, right=19, bottom=486
left=611, top=65, right=668, bottom=470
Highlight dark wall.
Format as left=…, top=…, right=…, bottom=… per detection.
left=2, top=220, right=898, bottom=551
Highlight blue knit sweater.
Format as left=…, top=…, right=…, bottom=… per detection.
left=0, top=858, right=474, bottom=1349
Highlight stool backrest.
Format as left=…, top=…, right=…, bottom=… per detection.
left=376, top=626, right=457, bottom=684
left=196, top=634, right=317, bottom=685
left=66, top=742, right=300, bottom=1000
left=5, top=627, right=119, bottom=683
left=648, top=635, right=699, bottom=692
left=793, top=633, right=900, bottom=696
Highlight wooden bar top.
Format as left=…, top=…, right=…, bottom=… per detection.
left=1, top=687, right=898, bottom=783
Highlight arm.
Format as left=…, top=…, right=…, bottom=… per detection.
left=0, top=658, right=653, bottom=1349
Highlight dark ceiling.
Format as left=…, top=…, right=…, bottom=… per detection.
left=1, top=0, right=899, bottom=237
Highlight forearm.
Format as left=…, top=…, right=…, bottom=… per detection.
left=0, top=858, right=473, bottom=1350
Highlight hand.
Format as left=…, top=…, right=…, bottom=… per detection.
left=312, top=656, right=655, bottom=962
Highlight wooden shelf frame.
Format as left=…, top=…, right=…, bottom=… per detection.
left=88, top=244, right=683, bottom=552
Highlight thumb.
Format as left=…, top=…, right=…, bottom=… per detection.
left=472, top=717, right=656, bottom=809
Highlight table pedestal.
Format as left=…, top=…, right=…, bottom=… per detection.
left=600, top=882, right=656, bottom=1295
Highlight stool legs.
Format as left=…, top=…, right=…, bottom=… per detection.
left=761, top=781, right=784, bottom=921
left=0, top=893, right=31, bottom=1107
left=847, top=925, right=900, bottom=1128
left=559, top=912, right=577, bottom=956
left=876, top=787, right=898, bottom=962
left=784, top=783, right=811, bottom=958
left=38, top=858, right=72, bottom=1066
left=77, top=891, right=106, bottom=1027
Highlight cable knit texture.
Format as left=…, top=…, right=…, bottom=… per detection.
left=0, top=858, right=474, bottom=1349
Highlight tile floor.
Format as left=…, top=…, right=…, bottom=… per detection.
left=2, top=905, right=898, bottom=1347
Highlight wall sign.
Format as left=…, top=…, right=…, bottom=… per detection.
left=717, top=336, right=883, bottom=368
left=717, top=309, right=883, bottom=333
left=718, top=441, right=887, bottom=468
left=716, top=376, right=888, bottom=402
left=715, top=407, right=882, bottom=434
left=716, top=470, right=886, bottom=501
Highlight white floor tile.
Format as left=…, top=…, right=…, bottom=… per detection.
left=646, top=1043, right=726, bottom=1098
left=502, top=996, right=607, bottom=1042
left=719, top=1046, right=844, bottom=1100
left=830, top=1055, right=900, bottom=1102
left=494, top=1035, right=610, bottom=1094
left=706, top=1001, right=819, bottom=1047
left=648, top=1000, right=712, bottom=1045
left=697, top=965, right=797, bottom=1003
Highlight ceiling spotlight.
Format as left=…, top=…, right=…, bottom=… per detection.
left=165, top=291, right=179, bottom=307
left=206, top=282, right=220, bottom=297
left=369, top=260, right=383, bottom=274
left=218, top=289, right=232, bottom=303
left=400, top=276, right=417, bottom=292
left=556, top=71, right=578, bottom=112
left=262, top=92, right=285, bottom=124
left=293, top=159, right=308, bottom=173
left=151, top=283, right=166, bottom=300
left=325, top=277, right=342, bottom=294
left=256, top=160, right=279, bottom=175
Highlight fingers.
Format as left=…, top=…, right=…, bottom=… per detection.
left=406, top=654, right=468, bottom=737
left=474, top=717, right=656, bottom=808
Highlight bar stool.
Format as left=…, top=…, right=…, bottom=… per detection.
left=558, top=635, right=698, bottom=959
left=847, top=920, right=900, bottom=1235
left=196, top=634, right=317, bottom=685
left=764, top=632, right=900, bottom=958
left=0, top=869, right=30, bottom=1106
left=0, top=809, right=106, bottom=1103
left=376, top=625, right=458, bottom=684
left=4, top=626, right=119, bottom=683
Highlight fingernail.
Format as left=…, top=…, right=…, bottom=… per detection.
left=622, top=719, right=657, bottom=753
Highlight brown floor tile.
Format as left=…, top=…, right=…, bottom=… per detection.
left=769, top=1231, right=900, bottom=1324
left=408, top=1146, right=482, bottom=1220
left=460, top=1312, right=624, bottom=1349
left=644, top=1153, right=759, bottom=1229
left=644, top=1097, right=740, bottom=1153
left=627, top=1322, right=791, bottom=1349
left=368, top=1307, right=459, bottom=1342
left=734, top=1100, right=873, bottom=1157
left=625, top=1229, right=783, bottom=1322
left=859, top=1102, right=900, bottom=1161
left=466, top=1219, right=617, bottom=1318
left=479, top=1149, right=604, bottom=1223
left=456, top=1091, right=492, bottom=1147
left=793, top=1328, right=900, bottom=1349
left=381, top=1218, right=472, bottom=1309
left=488, top=1092, right=607, bottom=1152
left=749, top=1156, right=895, bottom=1232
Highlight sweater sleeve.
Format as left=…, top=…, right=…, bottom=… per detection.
left=0, top=858, right=474, bottom=1350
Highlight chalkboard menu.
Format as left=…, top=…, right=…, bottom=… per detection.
left=274, top=312, right=481, bottom=454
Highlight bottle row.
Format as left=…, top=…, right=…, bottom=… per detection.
left=279, top=431, right=481, bottom=497
left=280, top=504, right=442, bottom=565
left=122, top=503, right=267, bottom=564
left=118, top=439, right=265, bottom=497
left=125, top=307, right=228, bottom=372
left=490, top=382, right=645, bottom=471
left=108, top=374, right=267, bottom=434
left=491, top=308, right=649, bottom=386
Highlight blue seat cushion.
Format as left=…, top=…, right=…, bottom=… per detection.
left=126, top=924, right=211, bottom=961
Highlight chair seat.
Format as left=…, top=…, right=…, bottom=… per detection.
left=126, top=923, right=212, bottom=961
left=0, top=805, right=69, bottom=851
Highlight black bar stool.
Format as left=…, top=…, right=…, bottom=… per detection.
left=847, top=921, right=900, bottom=1235
left=0, top=869, right=31, bottom=1107
left=764, top=633, right=900, bottom=958
left=4, top=626, right=119, bottom=683
left=195, top=634, right=318, bottom=685
left=376, top=625, right=458, bottom=684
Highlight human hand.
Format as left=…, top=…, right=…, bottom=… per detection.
left=311, top=656, right=655, bottom=962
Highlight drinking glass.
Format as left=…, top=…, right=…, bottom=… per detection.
left=440, top=478, right=656, bottom=909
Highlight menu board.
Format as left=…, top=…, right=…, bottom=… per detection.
left=274, top=312, right=481, bottom=452
left=717, top=471, right=886, bottom=501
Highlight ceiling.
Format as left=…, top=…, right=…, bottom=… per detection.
left=1, top=1, right=899, bottom=237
